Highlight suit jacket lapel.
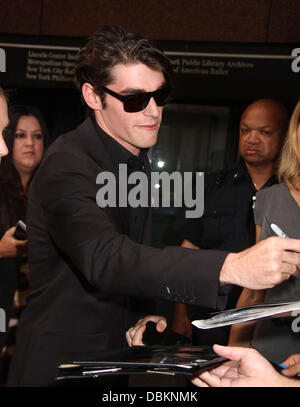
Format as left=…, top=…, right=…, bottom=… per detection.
left=76, top=118, right=126, bottom=232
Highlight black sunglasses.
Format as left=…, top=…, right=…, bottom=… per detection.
left=101, top=84, right=171, bottom=113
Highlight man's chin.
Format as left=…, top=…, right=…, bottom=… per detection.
left=244, top=157, right=269, bottom=167
left=137, top=135, right=158, bottom=149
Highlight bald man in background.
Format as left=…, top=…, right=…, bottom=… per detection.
left=171, top=99, right=289, bottom=346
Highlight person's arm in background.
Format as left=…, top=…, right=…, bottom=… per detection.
left=171, top=239, right=199, bottom=340
left=228, top=225, right=265, bottom=346
left=191, top=344, right=300, bottom=387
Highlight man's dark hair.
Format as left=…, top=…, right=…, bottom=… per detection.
left=75, top=25, right=174, bottom=107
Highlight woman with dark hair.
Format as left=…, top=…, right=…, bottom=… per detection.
left=0, top=105, right=48, bottom=229
left=0, top=105, right=48, bottom=374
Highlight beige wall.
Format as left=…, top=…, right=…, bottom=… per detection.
left=0, top=0, right=299, bottom=42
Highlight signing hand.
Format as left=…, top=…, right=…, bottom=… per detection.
left=221, top=237, right=300, bottom=290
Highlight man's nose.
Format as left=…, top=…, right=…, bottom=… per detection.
left=246, top=130, right=260, bottom=144
left=143, top=97, right=159, bottom=118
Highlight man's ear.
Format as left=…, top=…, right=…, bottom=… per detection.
left=82, top=83, right=103, bottom=111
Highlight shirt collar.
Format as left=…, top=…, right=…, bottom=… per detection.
left=92, top=117, right=148, bottom=170
left=235, top=160, right=277, bottom=189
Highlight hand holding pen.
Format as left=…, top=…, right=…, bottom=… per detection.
left=271, top=224, right=300, bottom=259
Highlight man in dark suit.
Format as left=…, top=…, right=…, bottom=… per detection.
left=7, top=26, right=300, bottom=386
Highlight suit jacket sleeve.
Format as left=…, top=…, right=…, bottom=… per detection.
left=34, top=151, right=229, bottom=310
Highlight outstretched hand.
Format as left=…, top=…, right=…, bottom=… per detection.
left=191, top=345, right=296, bottom=387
